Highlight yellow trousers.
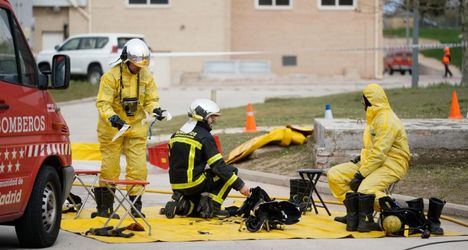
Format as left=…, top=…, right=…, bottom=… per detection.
left=327, top=157, right=408, bottom=208
left=98, top=134, right=148, bottom=196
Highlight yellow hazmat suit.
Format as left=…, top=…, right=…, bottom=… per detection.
left=327, top=83, right=410, bottom=208
left=96, top=63, right=159, bottom=195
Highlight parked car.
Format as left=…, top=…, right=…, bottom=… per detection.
left=36, top=33, right=148, bottom=84
left=384, top=50, right=413, bottom=75
left=0, top=0, right=74, bottom=247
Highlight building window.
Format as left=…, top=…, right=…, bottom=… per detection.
left=128, top=0, right=170, bottom=6
left=318, top=0, right=356, bottom=9
left=282, top=55, right=297, bottom=66
left=256, top=0, right=293, bottom=9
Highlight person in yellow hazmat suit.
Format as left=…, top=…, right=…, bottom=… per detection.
left=94, top=38, right=165, bottom=219
left=327, top=83, right=411, bottom=232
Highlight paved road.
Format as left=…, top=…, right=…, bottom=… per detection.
left=1, top=227, right=467, bottom=250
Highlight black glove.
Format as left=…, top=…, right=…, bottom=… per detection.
left=152, top=107, right=166, bottom=121
left=350, top=155, right=361, bottom=164
left=108, top=115, right=125, bottom=130
left=349, top=172, right=364, bottom=192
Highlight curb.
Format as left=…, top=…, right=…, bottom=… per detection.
left=238, top=168, right=468, bottom=218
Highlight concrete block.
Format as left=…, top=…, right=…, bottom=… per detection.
left=313, top=118, right=468, bottom=168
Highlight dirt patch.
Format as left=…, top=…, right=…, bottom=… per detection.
left=234, top=146, right=468, bottom=205
left=395, top=163, right=468, bottom=205
left=395, top=149, right=468, bottom=205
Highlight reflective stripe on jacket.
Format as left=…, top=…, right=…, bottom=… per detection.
left=168, top=122, right=244, bottom=191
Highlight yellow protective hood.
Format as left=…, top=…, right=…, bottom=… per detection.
left=363, top=84, right=391, bottom=123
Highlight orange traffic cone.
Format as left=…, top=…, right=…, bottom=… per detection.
left=449, top=90, right=463, bottom=119
left=244, top=103, right=257, bottom=132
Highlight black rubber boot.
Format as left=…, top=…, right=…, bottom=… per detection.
left=335, top=192, right=359, bottom=226
left=427, top=197, right=445, bottom=235
left=91, top=187, right=119, bottom=219
left=357, top=194, right=381, bottom=232
left=91, top=187, right=106, bottom=218
left=406, top=198, right=424, bottom=235
left=105, top=188, right=120, bottom=219
left=343, top=192, right=359, bottom=231
left=197, top=194, right=229, bottom=219
left=198, top=195, right=215, bottom=219
left=406, top=197, right=424, bottom=211
left=129, top=196, right=146, bottom=218
left=163, top=192, right=193, bottom=219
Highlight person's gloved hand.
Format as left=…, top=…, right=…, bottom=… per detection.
left=350, top=155, right=361, bottom=164
left=349, top=172, right=364, bottom=192
left=108, top=115, right=125, bottom=130
left=152, top=107, right=166, bottom=121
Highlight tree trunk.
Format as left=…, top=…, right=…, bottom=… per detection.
left=462, top=0, right=468, bottom=86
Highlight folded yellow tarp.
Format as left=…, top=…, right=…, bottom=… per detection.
left=71, top=143, right=102, bottom=161
left=226, top=125, right=313, bottom=164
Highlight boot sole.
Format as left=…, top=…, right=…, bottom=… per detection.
left=164, top=201, right=177, bottom=219
left=334, top=217, right=347, bottom=224
left=91, top=213, right=120, bottom=219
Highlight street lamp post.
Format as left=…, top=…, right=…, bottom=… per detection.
left=411, top=0, right=420, bottom=88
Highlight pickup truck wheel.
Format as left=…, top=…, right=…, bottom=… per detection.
left=15, top=165, right=62, bottom=248
left=87, top=65, right=103, bottom=85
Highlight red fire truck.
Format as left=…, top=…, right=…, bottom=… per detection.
left=0, top=0, right=74, bottom=247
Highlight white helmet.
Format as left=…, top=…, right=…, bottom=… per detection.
left=180, top=99, right=220, bottom=133
left=188, top=99, right=221, bottom=121
left=121, top=38, right=150, bottom=68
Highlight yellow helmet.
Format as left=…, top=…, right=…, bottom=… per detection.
left=382, top=215, right=402, bottom=235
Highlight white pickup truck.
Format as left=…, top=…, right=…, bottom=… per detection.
left=36, top=33, right=147, bottom=84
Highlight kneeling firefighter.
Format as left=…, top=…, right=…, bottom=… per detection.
left=94, top=38, right=165, bottom=218
left=163, top=99, right=251, bottom=218
left=327, top=83, right=411, bottom=232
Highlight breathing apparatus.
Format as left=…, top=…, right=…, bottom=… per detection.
left=117, top=39, right=150, bottom=117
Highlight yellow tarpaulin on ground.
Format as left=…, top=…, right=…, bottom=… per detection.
left=226, top=125, right=313, bottom=164
left=61, top=206, right=463, bottom=243
left=62, top=206, right=391, bottom=243
left=71, top=143, right=102, bottom=161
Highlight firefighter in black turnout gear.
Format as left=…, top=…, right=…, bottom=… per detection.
left=163, top=99, right=251, bottom=219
